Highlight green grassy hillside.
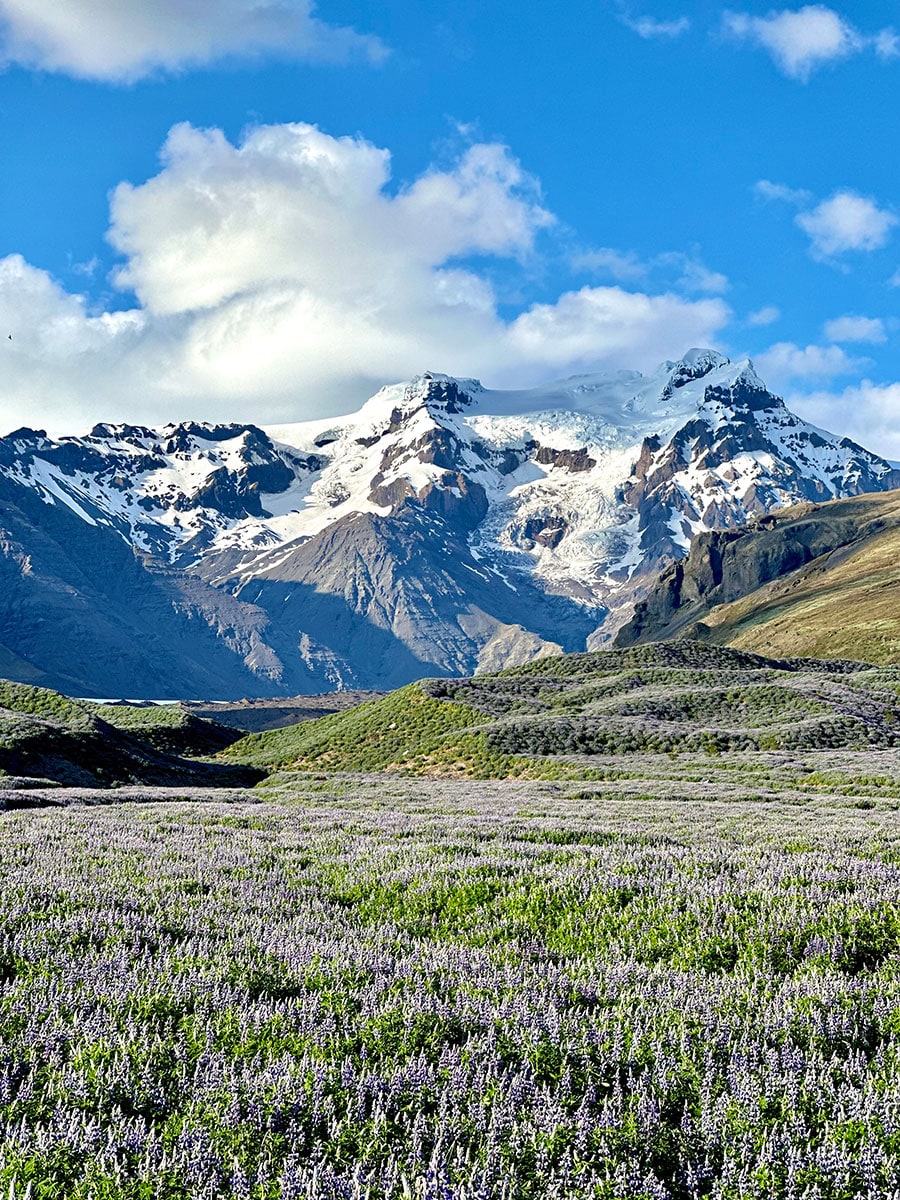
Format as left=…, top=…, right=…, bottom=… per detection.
left=224, top=684, right=536, bottom=778
left=0, top=682, right=259, bottom=787
left=92, top=702, right=241, bottom=757
left=699, top=517, right=900, bottom=662
left=224, top=642, right=900, bottom=777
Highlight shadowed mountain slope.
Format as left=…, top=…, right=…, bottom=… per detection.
left=615, top=490, right=900, bottom=664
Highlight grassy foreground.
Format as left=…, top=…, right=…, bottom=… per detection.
left=3, top=777, right=900, bottom=1197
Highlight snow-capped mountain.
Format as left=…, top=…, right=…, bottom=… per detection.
left=0, top=349, right=895, bottom=697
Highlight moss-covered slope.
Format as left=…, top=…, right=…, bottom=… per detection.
left=91, top=702, right=242, bottom=757
left=224, top=642, right=900, bottom=777
left=0, top=682, right=259, bottom=787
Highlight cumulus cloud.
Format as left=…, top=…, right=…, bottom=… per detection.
left=669, top=256, right=729, bottom=295
left=753, top=179, right=812, bottom=206
left=0, top=122, right=732, bottom=433
left=0, top=0, right=384, bottom=82
left=755, top=340, right=868, bottom=387
left=823, top=314, right=887, bottom=343
left=747, top=305, right=781, bottom=327
left=796, top=191, right=897, bottom=258
left=0, top=254, right=164, bottom=428
left=506, top=288, right=727, bottom=372
left=757, top=180, right=897, bottom=261
left=620, top=13, right=690, bottom=39
left=109, top=123, right=553, bottom=315
left=790, top=381, right=900, bottom=458
left=573, top=247, right=647, bottom=282
left=723, top=6, right=877, bottom=81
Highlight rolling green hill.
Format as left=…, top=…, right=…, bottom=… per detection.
left=616, top=490, right=900, bottom=664
left=91, top=701, right=242, bottom=757
left=223, top=642, right=900, bottom=777
left=0, top=682, right=259, bottom=787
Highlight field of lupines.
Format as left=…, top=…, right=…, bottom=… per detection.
left=5, top=766, right=900, bottom=1198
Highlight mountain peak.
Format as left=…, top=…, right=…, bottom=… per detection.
left=404, top=373, right=483, bottom=415
left=0, top=350, right=895, bottom=696
left=680, top=347, right=730, bottom=371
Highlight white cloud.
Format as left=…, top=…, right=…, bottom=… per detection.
left=725, top=7, right=900, bottom=81
left=875, top=29, right=900, bottom=60
left=507, top=288, right=728, bottom=373
left=0, top=254, right=158, bottom=428
left=0, top=122, right=732, bottom=433
left=823, top=314, right=887, bottom=343
left=796, top=191, right=897, bottom=258
left=575, top=246, right=728, bottom=294
left=0, top=0, right=384, bottom=82
left=755, top=340, right=868, bottom=387
left=621, top=13, right=690, bottom=39
left=666, top=255, right=729, bottom=295
left=747, top=305, right=781, bottom=326
left=756, top=181, right=897, bottom=261
left=789, top=381, right=900, bottom=458
left=723, top=6, right=862, bottom=81
left=573, top=247, right=646, bottom=282
left=753, top=179, right=812, bottom=206
left=109, top=123, right=553, bottom=316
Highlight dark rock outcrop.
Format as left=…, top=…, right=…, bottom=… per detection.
left=616, top=496, right=891, bottom=647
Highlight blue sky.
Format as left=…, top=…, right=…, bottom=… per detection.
left=1, top=1, right=899, bottom=454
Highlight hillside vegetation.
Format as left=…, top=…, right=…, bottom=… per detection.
left=225, top=641, right=900, bottom=777
left=617, top=489, right=900, bottom=664
left=92, top=702, right=241, bottom=757
left=0, top=682, right=259, bottom=787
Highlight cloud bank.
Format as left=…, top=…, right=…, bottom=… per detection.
left=823, top=315, right=887, bottom=344
left=0, top=122, right=731, bottom=433
left=755, top=340, right=868, bottom=386
left=790, top=381, right=900, bottom=460
left=0, top=0, right=384, bottom=82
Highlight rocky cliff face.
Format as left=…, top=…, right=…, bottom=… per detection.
left=615, top=490, right=900, bottom=654
left=0, top=349, right=896, bottom=697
